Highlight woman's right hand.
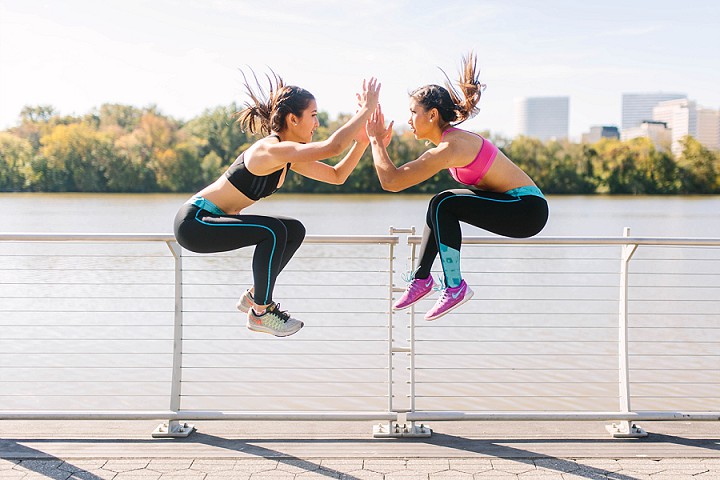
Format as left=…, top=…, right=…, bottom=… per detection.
left=367, top=104, right=393, bottom=146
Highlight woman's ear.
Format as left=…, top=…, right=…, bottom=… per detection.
left=288, top=113, right=299, bottom=127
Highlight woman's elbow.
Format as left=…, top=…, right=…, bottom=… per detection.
left=380, top=178, right=404, bottom=192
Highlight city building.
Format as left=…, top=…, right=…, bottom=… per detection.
left=697, top=107, right=720, bottom=151
left=513, top=96, right=569, bottom=141
left=621, top=92, right=686, bottom=130
left=652, top=99, right=697, bottom=156
left=621, top=120, right=672, bottom=152
left=581, top=126, right=620, bottom=144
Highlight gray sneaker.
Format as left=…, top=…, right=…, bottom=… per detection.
left=236, top=289, right=254, bottom=313
left=247, top=303, right=303, bottom=337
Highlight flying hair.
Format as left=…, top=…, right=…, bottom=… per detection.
left=235, top=68, right=283, bottom=136
left=438, top=51, right=486, bottom=124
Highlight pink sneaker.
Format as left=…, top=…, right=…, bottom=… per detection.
left=393, top=275, right=435, bottom=310
left=424, top=279, right=474, bottom=321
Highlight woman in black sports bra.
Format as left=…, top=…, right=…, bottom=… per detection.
left=174, top=71, right=384, bottom=337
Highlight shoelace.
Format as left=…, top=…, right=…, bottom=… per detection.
left=267, top=302, right=290, bottom=323
left=432, top=275, right=447, bottom=292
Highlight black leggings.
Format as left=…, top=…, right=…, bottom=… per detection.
left=173, top=203, right=306, bottom=305
left=415, top=189, right=549, bottom=284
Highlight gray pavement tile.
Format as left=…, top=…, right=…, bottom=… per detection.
left=318, top=460, right=364, bottom=473
left=362, top=460, right=408, bottom=474
left=560, top=474, right=607, bottom=480
left=115, top=473, right=162, bottom=480
left=15, top=460, right=63, bottom=474
left=156, top=474, right=206, bottom=480
left=429, top=471, right=473, bottom=479
left=646, top=475, right=695, bottom=480
left=489, top=460, right=535, bottom=474
left=59, top=461, right=109, bottom=473
left=233, top=460, right=279, bottom=472
left=247, top=472, right=295, bottom=479
left=204, top=473, right=251, bottom=480
left=295, top=472, right=342, bottom=480
left=569, top=460, right=622, bottom=473
left=0, top=461, right=20, bottom=471
left=517, top=473, right=565, bottom=480
left=694, top=473, right=720, bottom=479
left=275, top=459, right=321, bottom=474
left=607, top=473, right=651, bottom=480
left=68, top=469, right=118, bottom=480
left=0, top=471, right=26, bottom=480
left=338, top=471, right=384, bottom=480
left=447, top=459, right=493, bottom=474
left=533, top=459, right=580, bottom=474
left=384, top=473, right=429, bottom=480
left=472, top=471, right=519, bottom=478
left=405, top=460, right=449, bottom=474
left=103, top=461, right=151, bottom=474
left=147, top=460, right=194, bottom=473
left=188, top=460, right=237, bottom=473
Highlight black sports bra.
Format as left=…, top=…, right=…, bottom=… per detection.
left=224, top=135, right=290, bottom=201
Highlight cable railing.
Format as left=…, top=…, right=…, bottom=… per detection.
left=0, top=229, right=718, bottom=439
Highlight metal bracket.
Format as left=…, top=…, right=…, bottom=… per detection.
left=373, top=422, right=432, bottom=438
left=152, top=420, right=195, bottom=438
left=605, top=420, right=648, bottom=438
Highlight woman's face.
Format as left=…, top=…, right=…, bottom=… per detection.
left=290, top=99, right=319, bottom=143
left=408, top=98, right=433, bottom=140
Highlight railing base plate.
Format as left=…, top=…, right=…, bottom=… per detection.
left=606, top=421, right=648, bottom=438
left=373, top=422, right=432, bottom=438
left=152, top=421, right=195, bottom=438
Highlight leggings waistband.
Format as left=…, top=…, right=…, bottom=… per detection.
left=505, top=185, right=545, bottom=199
left=186, top=195, right=226, bottom=215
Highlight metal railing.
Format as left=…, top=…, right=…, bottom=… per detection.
left=1, top=230, right=718, bottom=438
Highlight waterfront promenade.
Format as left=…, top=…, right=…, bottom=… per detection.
left=1, top=420, right=719, bottom=479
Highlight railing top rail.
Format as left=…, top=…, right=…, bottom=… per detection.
left=1, top=233, right=718, bottom=246
left=408, top=235, right=720, bottom=247
left=0, top=233, right=399, bottom=245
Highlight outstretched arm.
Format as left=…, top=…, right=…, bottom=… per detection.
left=367, top=105, right=446, bottom=192
left=254, top=78, right=381, bottom=168
left=291, top=139, right=369, bottom=185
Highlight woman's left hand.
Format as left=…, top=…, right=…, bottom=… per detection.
left=367, top=104, right=394, bottom=147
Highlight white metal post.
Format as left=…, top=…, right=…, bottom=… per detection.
left=153, top=241, right=194, bottom=438
left=606, top=228, right=646, bottom=438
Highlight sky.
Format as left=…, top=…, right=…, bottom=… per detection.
left=1, top=0, right=719, bottom=140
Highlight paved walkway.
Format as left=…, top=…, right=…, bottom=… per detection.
left=1, top=420, right=718, bottom=479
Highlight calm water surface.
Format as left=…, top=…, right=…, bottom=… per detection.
left=2, top=193, right=719, bottom=237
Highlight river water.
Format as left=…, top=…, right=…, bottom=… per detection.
left=1, top=192, right=719, bottom=237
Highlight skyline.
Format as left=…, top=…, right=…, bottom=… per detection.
left=1, top=0, right=719, bottom=140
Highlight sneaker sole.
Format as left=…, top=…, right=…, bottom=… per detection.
left=392, top=288, right=434, bottom=311
left=246, top=321, right=304, bottom=337
left=236, top=301, right=250, bottom=313
left=424, top=287, right=474, bottom=321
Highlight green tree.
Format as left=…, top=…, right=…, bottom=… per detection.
left=0, top=133, right=33, bottom=191
left=38, top=123, right=113, bottom=191
left=676, top=136, right=718, bottom=193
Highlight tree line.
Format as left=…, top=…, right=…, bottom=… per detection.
left=1, top=104, right=718, bottom=194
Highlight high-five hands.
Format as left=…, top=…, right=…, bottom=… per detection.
left=367, top=104, right=394, bottom=148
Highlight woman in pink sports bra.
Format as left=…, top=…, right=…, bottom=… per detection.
left=367, top=52, right=548, bottom=321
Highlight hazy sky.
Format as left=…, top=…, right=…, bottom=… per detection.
left=1, top=0, right=718, bottom=139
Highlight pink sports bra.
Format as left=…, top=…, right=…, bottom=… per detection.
left=443, top=127, right=498, bottom=187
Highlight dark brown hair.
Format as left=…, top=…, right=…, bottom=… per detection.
left=409, top=51, right=486, bottom=126
left=235, top=69, right=315, bottom=136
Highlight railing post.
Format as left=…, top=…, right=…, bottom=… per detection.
left=153, top=241, right=194, bottom=438
left=606, top=227, right=646, bottom=438
left=374, top=227, right=429, bottom=438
